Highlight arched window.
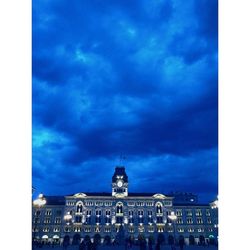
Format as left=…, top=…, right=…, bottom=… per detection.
left=76, top=202, right=83, bottom=213
left=156, top=202, right=163, bottom=214
left=116, top=202, right=123, bottom=214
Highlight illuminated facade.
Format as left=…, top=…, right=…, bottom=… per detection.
left=32, top=167, right=218, bottom=245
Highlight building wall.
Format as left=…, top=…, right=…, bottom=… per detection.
left=32, top=195, right=218, bottom=245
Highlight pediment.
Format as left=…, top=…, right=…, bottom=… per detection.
left=73, top=193, right=87, bottom=198
left=152, top=193, right=166, bottom=199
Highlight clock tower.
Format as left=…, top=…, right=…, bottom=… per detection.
left=112, top=167, right=128, bottom=197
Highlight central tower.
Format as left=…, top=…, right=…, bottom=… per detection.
left=112, top=167, right=128, bottom=197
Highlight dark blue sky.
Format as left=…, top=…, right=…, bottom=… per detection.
left=32, top=0, right=218, bottom=203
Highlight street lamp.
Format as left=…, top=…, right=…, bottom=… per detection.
left=64, top=211, right=73, bottom=225
left=168, top=211, right=177, bottom=247
left=33, top=194, right=47, bottom=245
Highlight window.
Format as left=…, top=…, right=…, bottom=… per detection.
left=156, top=204, right=163, bottom=214
left=116, top=205, right=123, bottom=214
left=45, top=210, right=52, bottom=216
left=128, top=202, right=135, bottom=206
left=34, top=217, right=40, bottom=224
left=84, top=227, right=91, bottom=233
left=43, top=227, right=49, bottom=232
left=148, top=226, right=154, bottom=232
left=186, top=210, right=193, bottom=216
left=138, top=210, right=144, bottom=216
left=197, top=218, right=203, bottom=224
left=76, top=204, right=83, bottom=213
left=208, top=228, right=213, bottom=232
left=156, top=217, right=163, bottom=224
left=75, top=215, right=82, bottom=223
left=196, top=209, right=202, bottom=216
left=95, top=210, right=101, bottom=216
left=74, top=227, right=81, bottom=232
left=44, top=218, right=51, bottom=224
left=105, top=202, right=112, bottom=206
left=206, top=209, right=211, bottom=216
left=55, top=217, right=61, bottom=224
left=178, top=228, right=184, bottom=232
left=166, top=210, right=171, bottom=216
left=176, top=210, right=182, bottom=216
left=207, top=218, right=212, bottom=224
left=35, top=211, right=41, bottom=216
left=164, top=201, right=171, bottom=206
left=86, top=210, right=92, bottom=216
left=95, top=202, right=103, bottom=206
left=85, top=201, right=93, bottom=206
left=137, top=202, right=144, bottom=206
left=188, top=228, right=194, bottom=232
left=187, top=218, right=193, bottom=224
left=94, top=227, right=100, bottom=232
left=104, top=227, right=111, bottom=233
left=146, top=202, right=153, bottom=206
left=105, top=210, right=111, bottom=216
left=157, top=227, right=164, bottom=232
left=177, top=218, right=183, bottom=224
left=53, top=227, right=60, bottom=232
left=198, top=228, right=204, bottom=232
left=129, top=210, right=134, bottom=216
left=128, top=227, right=135, bottom=233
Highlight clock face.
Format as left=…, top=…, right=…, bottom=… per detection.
left=117, top=180, right=123, bottom=187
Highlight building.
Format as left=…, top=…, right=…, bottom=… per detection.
left=32, top=167, right=218, bottom=245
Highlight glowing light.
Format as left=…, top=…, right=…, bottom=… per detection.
left=33, top=194, right=46, bottom=207
left=168, top=211, right=177, bottom=221
left=64, top=212, right=72, bottom=225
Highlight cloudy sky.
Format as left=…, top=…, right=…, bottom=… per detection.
left=32, top=0, right=218, bottom=203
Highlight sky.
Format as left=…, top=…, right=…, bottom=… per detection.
left=32, top=0, right=218, bottom=203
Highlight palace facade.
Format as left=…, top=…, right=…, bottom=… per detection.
left=32, top=167, right=218, bottom=245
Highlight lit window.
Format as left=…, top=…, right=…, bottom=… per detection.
left=35, top=211, right=41, bottom=216
left=76, top=204, right=83, bottom=213
left=44, top=218, right=51, bottom=224
left=55, top=217, right=61, bottom=224
left=176, top=210, right=182, bottom=216
left=156, top=205, right=163, bottom=214
left=197, top=218, right=203, bottom=224
left=95, top=210, right=101, bottom=216
left=196, top=210, right=202, bottom=216
left=138, top=210, right=144, bottom=216
left=177, top=218, right=183, bottom=224
left=45, top=210, right=52, bottom=216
